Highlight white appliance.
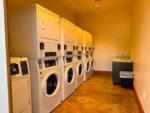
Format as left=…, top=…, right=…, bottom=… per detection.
left=74, top=26, right=84, bottom=88
left=75, top=56, right=84, bottom=88
left=61, top=18, right=76, bottom=101
left=29, top=40, right=62, bottom=113
left=38, top=57, right=62, bottom=113
left=83, top=31, right=93, bottom=81
left=10, top=57, right=32, bottom=113
left=89, top=47, right=94, bottom=76
left=9, top=4, right=62, bottom=113
left=89, top=33, right=94, bottom=76
left=84, top=54, right=91, bottom=81
left=9, top=4, right=61, bottom=59
left=90, top=57, right=94, bottom=73
left=62, top=56, right=76, bottom=100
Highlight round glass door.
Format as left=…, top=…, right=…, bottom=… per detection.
left=87, top=62, right=90, bottom=72
left=67, top=68, right=74, bottom=83
left=46, top=74, right=58, bottom=95
left=91, top=60, right=94, bottom=68
left=78, top=64, right=83, bottom=77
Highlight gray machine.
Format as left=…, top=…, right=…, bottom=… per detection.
left=112, top=59, right=133, bottom=85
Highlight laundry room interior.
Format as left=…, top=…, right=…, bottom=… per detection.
left=0, top=0, right=150, bottom=113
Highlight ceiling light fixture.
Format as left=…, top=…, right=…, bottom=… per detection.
left=94, top=0, right=103, bottom=9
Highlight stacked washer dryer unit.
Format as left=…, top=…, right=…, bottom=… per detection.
left=61, top=18, right=76, bottom=101
left=83, top=31, right=93, bottom=81
left=89, top=34, right=94, bottom=76
left=9, top=4, right=62, bottom=113
left=10, top=57, right=32, bottom=113
left=74, top=26, right=84, bottom=88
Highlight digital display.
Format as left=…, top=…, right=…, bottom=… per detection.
left=44, top=60, right=56, bottom=67
left=66, top=57, right=73, bottom=63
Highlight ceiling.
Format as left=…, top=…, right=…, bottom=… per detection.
left=60, top=0, right=132, bottom=15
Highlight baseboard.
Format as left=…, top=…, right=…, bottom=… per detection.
left=93, top=70, right=112, bottom=75
left=133, top=87, right=145, bottom=113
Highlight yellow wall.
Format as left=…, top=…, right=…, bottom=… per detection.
left=7, top=0, right=77, bottom=23
left=77, top=9, right=131, bottom=71
left=131, top=0, right=150, bottom=112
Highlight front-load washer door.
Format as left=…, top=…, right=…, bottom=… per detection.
left=77, top=63, right=83, bottom=77
left=42, top=73, right=59, bottom=97
left=66, top=67, right=74, bottom=84
left=86, top=61, right=90, bottom=72
left=47, top=74, right=58, bottom=95
left=91, top=60, right=94, bottom=69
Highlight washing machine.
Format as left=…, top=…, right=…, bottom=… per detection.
left=75, top=55, right=84, bottom=88
left=74, top=26, right=84, bottom=88
left=84, top=52, right=91, bottom=81
left=74, top=45, right=84, bottom=88
left=10, top=57, right=32, bottom=113
left=38, top=56, right=62, bottom=113
left=62, top=54, right=76, bottom=101
left=89, top=55, right=94, bottom=76
left=9, top=5, right=62, bottom=113
left=83, top=31, right=94, bottom=81
left=88, top=47, right=94, bottom=76
left=61, top=18, right=76, bottom=101
left=29, top=40, right=62, bottom=113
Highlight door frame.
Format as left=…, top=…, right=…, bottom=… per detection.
left=0, top=0, right=11, bottom=113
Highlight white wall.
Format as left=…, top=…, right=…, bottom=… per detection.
left=131, top=0, right=150, bottom=112
left=0, top=0, right=11, bottom=113
left=77, top=9, right=131, bottom=71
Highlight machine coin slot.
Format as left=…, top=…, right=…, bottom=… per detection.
left=57, top=44, right=61, bottom=50
left=11, top=63, right=19, bottom=75
left=64, top=45, right=67, bottom=50
left=44, top=60, right=56, bottom=67
left=20, top=61, right=29, bottom=75
left=67, top=52, right=73, bottom=55
left=45, top=52, right=56, bottom=57
left=40, top=42, right=44, bottom=50
left=66, top=57, right=73, bottom=63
